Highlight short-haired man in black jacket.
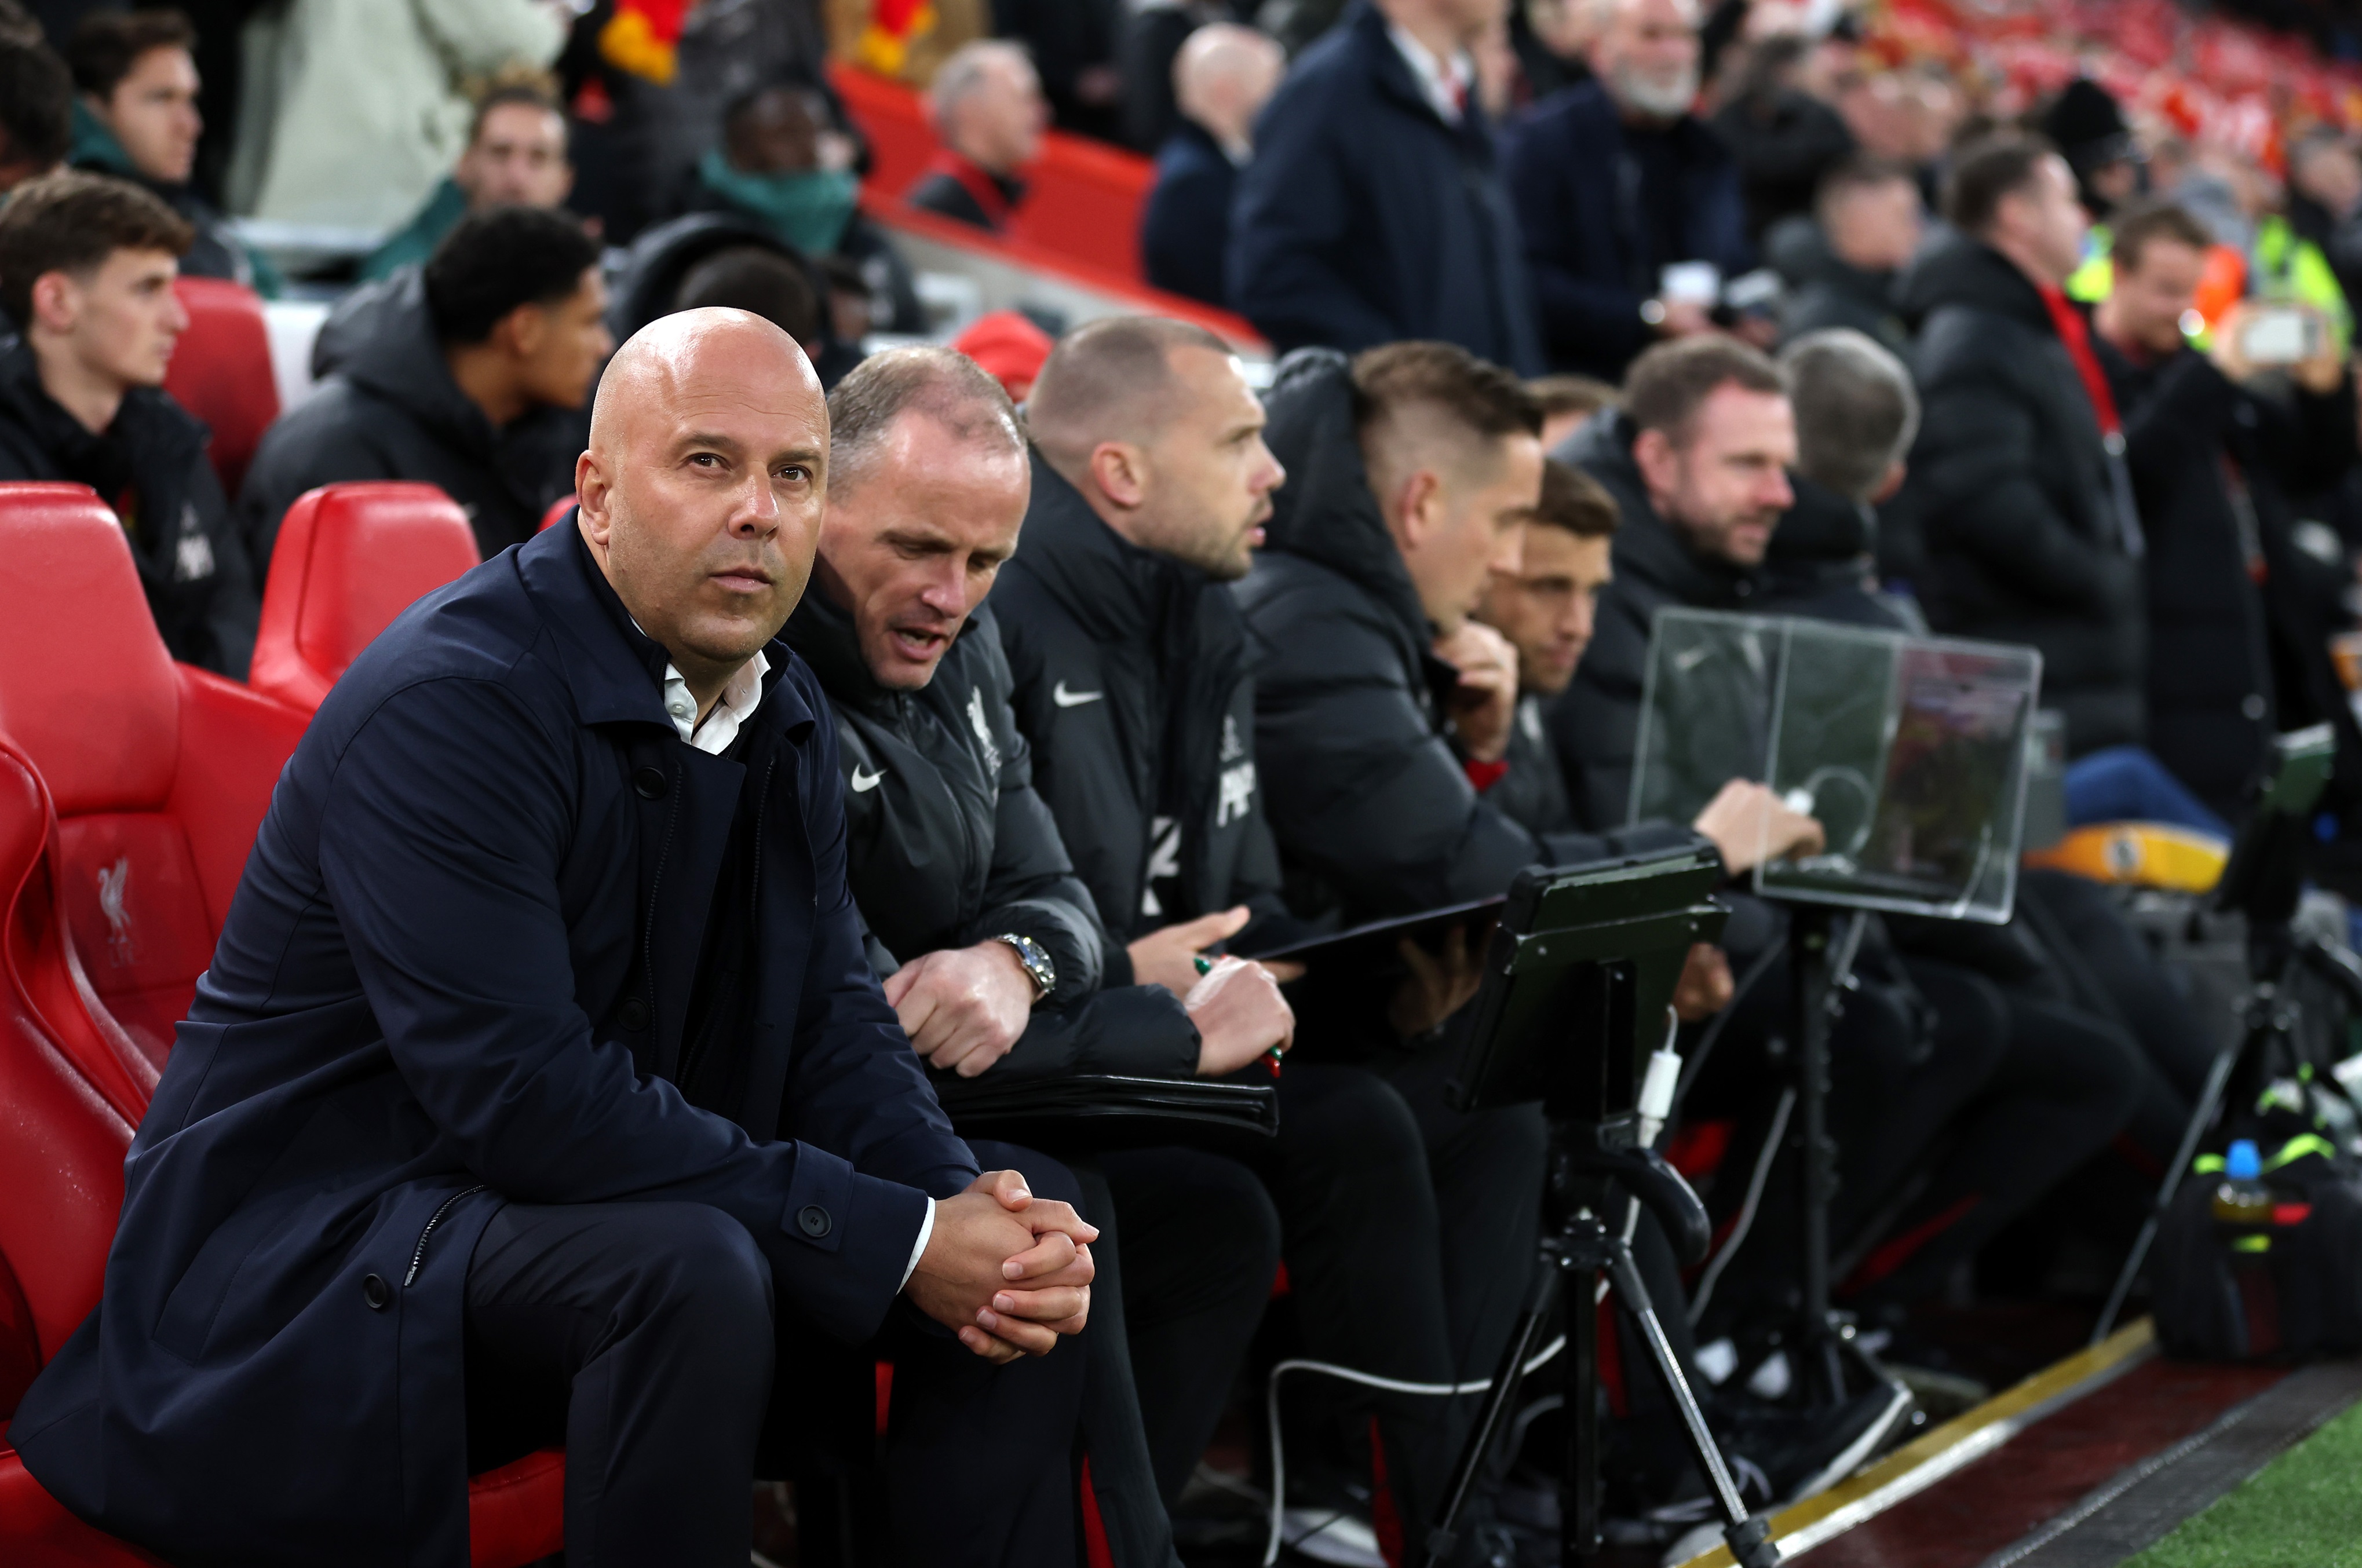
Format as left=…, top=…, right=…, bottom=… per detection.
left=1892, top=133, right=2147, bottom=759
left=787, top=345, right=1291, bottom=1556
left=1006, top=323, right=1556, bottom=1559
left=0, top=168, right=257, bottom=674
left=238, top=206, right=612, bottom=566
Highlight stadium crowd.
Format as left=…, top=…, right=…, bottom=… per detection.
left=7, top=0, right=2362, bottom=1566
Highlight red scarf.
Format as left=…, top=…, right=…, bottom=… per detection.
left=923, top=151, right=1017, bottom=232
left=2038, top=283, right=2122, bottom=438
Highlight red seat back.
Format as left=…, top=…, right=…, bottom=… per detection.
left=251, top=484, right=480, bottom=714
left=0, top=737, right=137, bottom=1415
left=0, top=484, right=305, bottom=1070
left=162, top=277, right=279, bottom=502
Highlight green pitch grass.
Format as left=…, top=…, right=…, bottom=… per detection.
left=2124, top=1398, right=2362, bottom=1568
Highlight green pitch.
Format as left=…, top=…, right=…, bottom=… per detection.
left=2126, top=1399, right=2362, bottom=1568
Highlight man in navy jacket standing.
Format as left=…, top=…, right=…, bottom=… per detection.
left=10, top=309, right=1098, bottom=1568
left=1226, top=0, right=1543, bottom=372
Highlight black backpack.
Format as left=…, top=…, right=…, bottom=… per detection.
left=2152, top=1090, right=2362, bottom=1360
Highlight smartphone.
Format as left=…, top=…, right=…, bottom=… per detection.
left=2238, top=306, right=2323, bottom=365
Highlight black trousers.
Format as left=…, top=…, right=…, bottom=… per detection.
left=1259, top=1048, right=1549, bottom=1541
left=462, top=1152, right=1090, bottom=1568
left=1097, top=1146, right=1284, bottom=1504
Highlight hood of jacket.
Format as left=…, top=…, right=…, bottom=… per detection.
left=1257, top=348, right=1432, bottom=646
left=1895, top=229, right=2055, bottom=335
left=1557, top=408, right=1765, bottom=611
left=612, top=209, right=829, bottom=346
left=331, top=267, right=510, bottom=461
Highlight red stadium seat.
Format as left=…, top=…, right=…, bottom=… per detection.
left=162, top=278, right=280, bottom=502
left=0, top=484, right=307, bottom=1072
left=0, top=630, right=563, bottom=1568
left=538, top=495, right=575, bottom=533
left=251, top=483, right=481, bottom=714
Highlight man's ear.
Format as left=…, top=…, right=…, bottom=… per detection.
left=1631, top=426, right=1680, bottom=499
left=501, top=301, right=549, bottom=361
left=1390, top=467, right=1445, bottom=550
left=1089, top=440, right=1148, bottom=510
left=27, top=269, right=79, bottom=336
left=1871, top=458, right=1907, bottom=505
left=575, top=449, right=614, bottom=555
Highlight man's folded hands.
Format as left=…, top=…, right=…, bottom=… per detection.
left=905, top=1169, right=1097, bottom=1363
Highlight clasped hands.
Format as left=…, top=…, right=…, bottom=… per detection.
left=906, top=1169, right=1096, bottom=1364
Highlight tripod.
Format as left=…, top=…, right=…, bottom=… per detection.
left=1781, top=906, right=1889, bottom=1404
left=1428, top=1115, right=1779, bottom=1567
left=2090, top=724, right=2360, bottom=1344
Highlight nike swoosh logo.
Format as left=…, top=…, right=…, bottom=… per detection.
left=1053, top=682, right=1104, bottom=708
left=850, top=765, right=887, bottom=792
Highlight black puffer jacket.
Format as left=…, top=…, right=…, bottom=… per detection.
left=236, top=269, right=586, bottom=565
left=1546, top=408, right=1770, bottom=830
left=1894, top=233, right=2145, bottom=756
left=993, top=455, right=1306, bottom=973
left=0, top=329, right=257, bottom=675
left=783, top=587, right=1202, bottom=1080
left=2097, top=337, right=2358, bottom=816
left=1236, top=350, right=1684, bottom=926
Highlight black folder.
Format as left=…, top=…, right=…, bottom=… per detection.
left=928, top=1070, right=1279, bottom=1153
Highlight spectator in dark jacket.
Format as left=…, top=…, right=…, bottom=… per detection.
left=12, top=309, right=1101, bottom=1568
left=907, top=41, right=1047, bottom=233
left=64, top=9, right=273, bottom=293
left=0, top=170, right=255, bottom=674
left=1226, top=0, right=1543, bottom=372
left=1139, top=23, right=1280, bottom=306
left=677, top=83, right=926, bottom=343
left=2091, top=200, right=2360, bottom=818
left=239, top=206, right=610, bottom=566
left=0, top=28, right=71, bottom=195
left=1501, top=0, right=1751, bottom=379
left=1894, top=134, right=2148, bottom=757
left=1708, top=33, right=1855, bottom=242
left=1759, top=327, right=1922, bottom=627
left=1772, top=154, right=1921, bottom=354
left=786, top=347, right=1286, bottom=1560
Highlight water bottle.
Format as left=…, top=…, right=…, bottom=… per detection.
left=2211, top=1139, right=2273, bottom=1227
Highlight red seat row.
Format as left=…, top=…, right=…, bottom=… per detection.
left=0, top=481, right=559, bottom=1566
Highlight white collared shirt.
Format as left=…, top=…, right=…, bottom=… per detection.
left=644, top=642, right=937, bottom=1286
left=1388, top=20, right=1473, bottom=126
left=659, top=649, right=771, bottom=753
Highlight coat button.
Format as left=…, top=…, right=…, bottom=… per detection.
left=618, top=997, right=651, bottom=1032
left=632, top=765, right=667, bottom=799
left=362, top=1274, right=390, bottom=1311
left=797, top=1205, right=832, bottom=1238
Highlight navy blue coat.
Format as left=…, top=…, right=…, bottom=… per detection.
left=1141, top=120, right=1239, bottom=308
left=10, top=522, right=979, bottom=1567
left=1226, top=0, right=1543, bottom=373
left=1502, top=82, right=1753, bottom=379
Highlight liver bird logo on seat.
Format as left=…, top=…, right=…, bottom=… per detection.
left=97, top=856, right=135, bottom=965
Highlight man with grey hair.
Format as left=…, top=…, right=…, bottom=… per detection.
left=1502, top=0, right=1753, bottom=379
left=1759, top=327, right=1925, bottom=627
left=785, top=345, right=1294, bottom=1556
left=907, top=41, right=1047, bottom=232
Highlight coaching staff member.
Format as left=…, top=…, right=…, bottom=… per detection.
left=10, top=309, right=1097, bottom=1568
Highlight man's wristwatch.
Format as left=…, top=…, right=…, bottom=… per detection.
left=990, top=933, right=1055, bottom=1003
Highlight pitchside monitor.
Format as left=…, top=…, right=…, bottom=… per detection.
left=1628, top=610, right=2042, bottom=924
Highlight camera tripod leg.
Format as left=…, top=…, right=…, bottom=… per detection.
left=1426, top=1245, right=1564, bottom=1565
left=2091, top=1000, right=2260, bottom=1345
left=1601, top=1240, right=1779, bottom=1567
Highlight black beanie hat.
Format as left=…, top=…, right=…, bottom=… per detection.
left=2042, top=78, right=2134, bottom=168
